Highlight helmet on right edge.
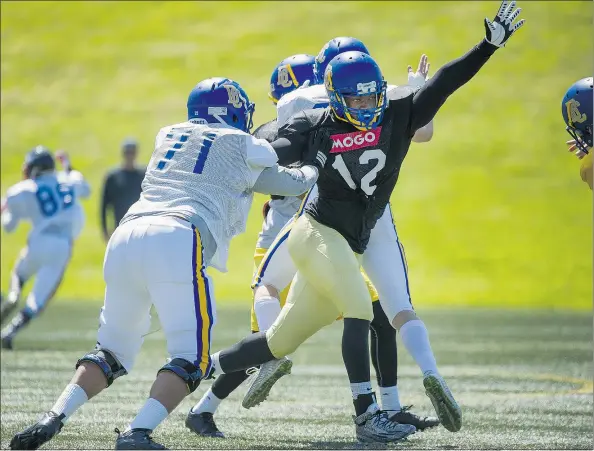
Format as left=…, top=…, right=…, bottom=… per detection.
left=561, top=77, right=593, bottom=154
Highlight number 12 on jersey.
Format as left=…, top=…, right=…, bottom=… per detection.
left=332, top=149, right=386, bottom=196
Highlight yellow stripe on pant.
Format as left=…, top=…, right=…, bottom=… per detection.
left=192, top=226, right=213, bottom=376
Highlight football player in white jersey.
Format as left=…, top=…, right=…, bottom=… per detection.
left=9, top=77, right=328, bottom=450
left=0, top=146, right=90, bottom=350
left=186, top=44, right=439, bottom=439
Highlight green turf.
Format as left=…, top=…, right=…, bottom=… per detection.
left=1, top=302, right=592, bottom=449
left=1, top=1, right=591, bottom=308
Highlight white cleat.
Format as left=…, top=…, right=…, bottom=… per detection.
left=241, top=357, right=292, bottom=409
left=354, top=410, right=416, bottom=443
left=423, top=372, right=462, bottom=432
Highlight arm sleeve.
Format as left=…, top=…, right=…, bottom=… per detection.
left=252, top=164, right=318, bottom=196
left=100, top=174, right=111, bottom=236
left=69, top=170, right=91, bottom=199
left=410, top=39, right=497, bottom=132
left=274, top=111, right=313, bottom=166
left=245, top=134, right=279, bottom=169
left=1, top=190, right=23, bottom=233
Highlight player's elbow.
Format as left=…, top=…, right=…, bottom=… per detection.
left=412, top=121, right=434, bottom=143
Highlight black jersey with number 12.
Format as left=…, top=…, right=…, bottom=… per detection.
left=277, top=39, right=498, bottom=253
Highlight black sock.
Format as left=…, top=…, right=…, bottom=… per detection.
left=219, top=332, right=275, bottom=374
left=211, top=371, right=251, bottom=399
left=1, top=310, right=32, bottom=337
left=342, top=318, right=372, bottom=383
left=370, top=301, right=397, bottom=387
left=354, top=392, right=378, bottom=417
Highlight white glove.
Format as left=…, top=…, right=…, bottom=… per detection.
left=484, top=0, right=525, bottom=48
left=407, top=54, right=430, bottom=89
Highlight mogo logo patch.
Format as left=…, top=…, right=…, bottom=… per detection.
left=330, top=127, right=382, bottom=153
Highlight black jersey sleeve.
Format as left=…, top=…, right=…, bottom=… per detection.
left=410, top=39, right=497, bottom=133
left=273, top=111, right=318, bottom=166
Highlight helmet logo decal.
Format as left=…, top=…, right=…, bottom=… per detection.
left=565, top=99, right=587, bottom=126
left=277, top=65, right=295, bottom=88
left=324, top=66, right=333, bottom=91
left=223, top=84, right=243, bottom=108
left=357, top=81, right=377, bottom=94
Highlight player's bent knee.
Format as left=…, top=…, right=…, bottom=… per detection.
left=76, top=349, right=128, bottom=387
left=254, top=284, right=280, bottom=300
left=157, top=358, right=202, bottom=393
left=392, top=309, right=418, bottom=330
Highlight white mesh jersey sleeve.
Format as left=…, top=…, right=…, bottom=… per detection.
left=276, top=84, right=329, bottom=128
left=1, top=181, right=33, bottom=233
left=61, top=170, right=91, bottom=199
left=245, top=134, right=278, bottom=185
left=123, top=122, right=267, bottom=272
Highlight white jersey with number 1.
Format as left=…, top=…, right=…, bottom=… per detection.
left=122, top=121, right=279, bottom=271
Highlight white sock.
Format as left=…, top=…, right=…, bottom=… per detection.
left=350, top=381, right=373, bottom=399
left=191, top=388, right=222, bottom=414
left=399, top=319, right=439, bottom=376
left=380, top=385, right=401, bottom=411
left=210, top=351, right=224, bottom=375
left=254, top=296, right=281, bottom=331
left=50, top=383, right=89, bottom=423
left=127, top=398, right=169, bottom=432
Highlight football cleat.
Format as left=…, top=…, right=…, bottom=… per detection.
left=241, top=357, right=292, bottom=409
left=423, top=373, right=462, bottom=432
left=185, top=411, right=225, bottom=438
left=388, top=405, right=440, bottom=431
left=353, top=410, right=416, bottom=443
left=114, top=428, right=166, bottom=450
left=9, top=411, right=64, bottom=450
left=1, top=333, right=14, bottom=350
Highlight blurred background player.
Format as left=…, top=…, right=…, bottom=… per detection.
left=9, top=77, right=326, bottom=450
left=187, top=44, right=438, bottom=439
left=562, top=77, right=592, bottom=190
left=0, top=146, right=90, bottom=350
left=100, top=138, right=145, bottom=242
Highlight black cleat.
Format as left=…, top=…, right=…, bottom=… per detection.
left=2, top=334, right=14, bottom=350
left=185, top=410, right=225, bottom=438
left=388, top=405, right=440, bottom=431
left=10, top=411, right=64, bottom=450
left=114, top=428, right=167, bottom=450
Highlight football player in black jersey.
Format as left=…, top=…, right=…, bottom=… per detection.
left=208, top=1, right=525, bottom=442
left=186, top=50, right=439, bottom=439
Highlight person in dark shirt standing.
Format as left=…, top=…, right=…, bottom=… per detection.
left=100, top=138, right=145, bottom=241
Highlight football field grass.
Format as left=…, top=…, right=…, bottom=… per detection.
left=1, top=301, right=592, bottom=450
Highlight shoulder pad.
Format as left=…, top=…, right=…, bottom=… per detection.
left=387, top=85, right=418, bottom=101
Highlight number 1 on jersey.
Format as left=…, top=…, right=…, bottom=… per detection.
left=332, top=149, right=386, bottom=196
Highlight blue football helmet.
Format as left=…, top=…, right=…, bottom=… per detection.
left=313, top=37, right=370, bottom=85
left=562, top=77, right=593, bottom=154
left=187, top=78, right=255, bottom=133
left=23, top=145, right=55, bottom=179
left=324, top=51, right=387, bottom=131
left=269, top=54, right=316, bottom=104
